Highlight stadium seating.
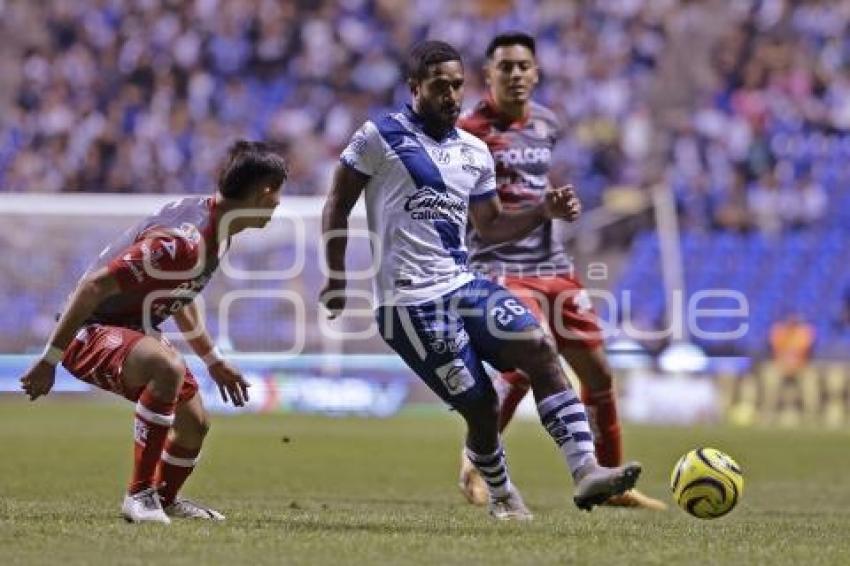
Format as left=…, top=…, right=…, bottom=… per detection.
left=610, top=226, right=850, bottom=358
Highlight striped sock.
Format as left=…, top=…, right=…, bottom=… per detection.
left=156, top=440, right=201, bottom=506
left=129, top=388, right=176, bottom=494
left=537, top=389, right=597, bottom=478
left=465, top=445, right=512, bottom=500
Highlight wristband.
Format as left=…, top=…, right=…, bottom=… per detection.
left=41, top=345, right=65, bottom=366
left=201, top=346, right=225, bottom=367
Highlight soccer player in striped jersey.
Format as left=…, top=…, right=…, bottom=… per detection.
left=456, top=32, right=666, bottom=510
left=19, top=141, right=288, bottom=523
left=321, top=40, right=642, bottom=520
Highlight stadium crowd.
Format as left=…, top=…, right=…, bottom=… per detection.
left=1, top=0, right=848, bottom=227
left=0, top=0, right=666, bottom=199
left=1, top=0, right=848, bottom=230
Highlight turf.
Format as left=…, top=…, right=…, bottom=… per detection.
left=2, top=397, right=850, bottom=565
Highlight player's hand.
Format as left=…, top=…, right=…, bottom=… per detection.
left=544, top=184, right=582, bottom=221
left=20, top=360, right=56, bottom=401
left=208, top=360, right=250, bottom=407
left=319, top=278, right=347, bottom=319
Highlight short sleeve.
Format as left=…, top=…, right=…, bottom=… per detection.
left=340, top=121, right=384, bottom=176
left=469, top=149, right=497, bottom=202
left=107, top=234, right=198, bottom=290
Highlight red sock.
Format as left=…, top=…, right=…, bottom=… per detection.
left=155, top=440, right=201, bottom=506
left=498, top=372, right=531, bottom=433
left=130, top=388, right=176, bottom=494
left=580, top=385, right=622, bottom=467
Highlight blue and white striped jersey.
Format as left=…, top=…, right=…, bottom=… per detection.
left=340, top=105, right=497, bottom=306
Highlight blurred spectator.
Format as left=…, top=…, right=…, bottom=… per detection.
left=836, top=283, right=850, bottom=332
left=769, top=312, right=815, bottom=379
left=747, top=170, right=784, bottom=236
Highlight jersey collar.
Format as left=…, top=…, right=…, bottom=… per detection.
left=402, top=104, right=459, bottom=142
left=482, top=95, right=529, bottom=130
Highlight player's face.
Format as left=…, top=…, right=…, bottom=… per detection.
left=411, top=61, right=464, bottom=131
left=486, top=45, right=538, bottom=107
left=248, top=185, right=282, bottom=228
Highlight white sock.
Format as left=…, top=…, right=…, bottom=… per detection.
left=465, top=444, right=513, bottom=500
left=537, top=389, right=597, bottom=478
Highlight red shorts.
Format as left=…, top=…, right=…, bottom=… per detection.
left=499, top=273, right=603, bottom=351
left=62, top=325, right=198, bottom=404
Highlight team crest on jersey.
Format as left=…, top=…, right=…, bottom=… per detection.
left=177, top=223, right=201, bottom=246
left=429, top=148, right=450, bottom=165
left=460, top=146, right=482, bottom=176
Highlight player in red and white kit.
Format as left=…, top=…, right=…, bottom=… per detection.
left=457, top=33, right=665, bottom=510
left=19, top=141, right=288, bottom=524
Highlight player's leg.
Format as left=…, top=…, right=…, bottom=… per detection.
left=118, top=336, right=188, bottom=523
left=463, top=279, right=641, bottom=511
left=561, top=344, right=667, bottom=510
left=458, top=280, right=544, bottom=505
left=377, top=300, right=531, bottom=520
left=492, top=279, right=548, bottom=432
left=61, top=326, right=179, bottom=523
left=543, top=276, right=621, bottom=466
left=551, top=277, right=667, bottom=510
left=155, top=392, right=225, bottom=520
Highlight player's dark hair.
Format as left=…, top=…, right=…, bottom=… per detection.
left=405, top=40, right=463, bottom=81
left=485, top=32, right=536, bottom=58
left=217, top=140, right=288, bottom=199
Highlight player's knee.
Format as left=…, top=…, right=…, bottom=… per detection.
left=195, top=414, right=211, bottom=438
left=148, top=355, right=185, bottom=397
left=508, top=331, right=559, bottom=376
left=183, top=415, right=210, bottom=442
left=583, top=365, right=614, bottom=391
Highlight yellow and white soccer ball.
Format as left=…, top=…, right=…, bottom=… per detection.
left=670, top=447, right=743, bottom=519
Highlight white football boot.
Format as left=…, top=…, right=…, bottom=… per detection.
left=163, top=497, right=226, bottom=521
left=573, top=461, right=642, bottom=511
left=488, top=487, right=534, bottom=521
left=122, top=487, right=171, bottom=524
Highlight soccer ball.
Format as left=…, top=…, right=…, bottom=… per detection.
left=670, top=447, right=743, bottom=519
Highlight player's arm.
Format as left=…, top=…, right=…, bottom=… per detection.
left=469, top=185, right=581, bottom=245
left=319, top=162, right=369, bottom=318
left=173, top=300, right=249, bottom=406
left=20, top=267, right=120, bottom=400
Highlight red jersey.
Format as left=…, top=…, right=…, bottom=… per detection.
left=81, top=196, right=226, bottom=331
left=459, top=98, right=571, bottom=275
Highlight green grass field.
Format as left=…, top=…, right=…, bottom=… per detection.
left=2, top=397, right=850, bottom=565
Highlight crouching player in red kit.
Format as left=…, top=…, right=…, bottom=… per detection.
left=457, top=33, right=665, bottom=510
left=19, top=141, right=288, bottom=524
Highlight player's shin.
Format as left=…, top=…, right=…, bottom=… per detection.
left=580, top=385, right=623, bottom=467
left=130, top=387, right=177, bottom=494
left=495, top=372, right=530, bottom=432
left=155, top=440, right=201, bottom=506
